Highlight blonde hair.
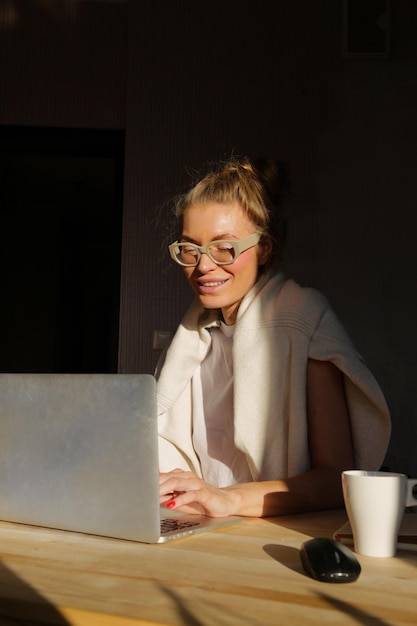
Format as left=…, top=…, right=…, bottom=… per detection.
left=174, top=156, right=290, bottom=262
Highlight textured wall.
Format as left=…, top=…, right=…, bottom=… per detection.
left=0, top=0, right=127, bottom=128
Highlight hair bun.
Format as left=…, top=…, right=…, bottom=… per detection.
left=250, top=157, right=290, bottom=207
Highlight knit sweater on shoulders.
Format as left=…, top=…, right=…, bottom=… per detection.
left=156, top=270, right=391, bottom=482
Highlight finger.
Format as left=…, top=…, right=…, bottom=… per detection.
left=159, top=468, right=186, bottom=479
left=159, top=475, right=201, bottom=496
left=165, top=485, right=207, bottom=509
left=159, top=469, right=188, bottom=486
left=160, top=492, right=176, bottom=505
left=165, top=494, right=206, bottom=515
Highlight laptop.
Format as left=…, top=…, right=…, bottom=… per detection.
left=0, top=373, right=240, bottom=543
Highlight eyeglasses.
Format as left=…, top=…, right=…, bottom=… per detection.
left=168, top=232, right=262, bottom=267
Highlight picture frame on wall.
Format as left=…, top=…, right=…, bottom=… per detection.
left=342, top=0, right=391, bottom=59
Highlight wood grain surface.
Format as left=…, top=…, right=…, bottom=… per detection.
left=0, top=509, right=415, bottom=625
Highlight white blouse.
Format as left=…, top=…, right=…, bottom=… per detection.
left=191, top=322, right=252, bottom=487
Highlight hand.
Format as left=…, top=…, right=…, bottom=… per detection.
left=159, top=469, right=239, bottom=517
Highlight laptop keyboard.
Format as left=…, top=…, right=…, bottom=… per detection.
left=161, top=517, right=200, bottom=535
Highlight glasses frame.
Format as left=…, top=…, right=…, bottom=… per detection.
left=168, top=232, right=262, bottom=267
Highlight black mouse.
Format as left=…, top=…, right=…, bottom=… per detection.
left=300, top=537, right=361, bottom=583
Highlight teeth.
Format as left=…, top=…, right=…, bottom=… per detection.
left=203, top=281, right=223, bottom=287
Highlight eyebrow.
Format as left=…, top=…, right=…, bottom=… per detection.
left=179, top=233, right=238, bottom=244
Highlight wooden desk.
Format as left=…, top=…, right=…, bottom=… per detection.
left=0, top=509, right=416, bottom=625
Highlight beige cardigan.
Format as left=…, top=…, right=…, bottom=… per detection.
left=156, top=270, right=391, bottom=482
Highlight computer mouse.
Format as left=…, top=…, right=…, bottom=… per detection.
left=300, top=537, right=361, bottom=583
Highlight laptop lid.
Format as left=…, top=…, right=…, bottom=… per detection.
left=0, top=373, right=240, bottom=543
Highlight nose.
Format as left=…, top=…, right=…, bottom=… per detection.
left=197, top=251, right=218, bottom=272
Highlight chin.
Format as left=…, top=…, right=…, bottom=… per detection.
left=197, top=295, right=223, bottom=309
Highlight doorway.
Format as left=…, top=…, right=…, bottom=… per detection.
left=0, top=126, right=125, bottom=373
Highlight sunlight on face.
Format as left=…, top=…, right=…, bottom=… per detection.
left=181, top=201, right=269, bottom=324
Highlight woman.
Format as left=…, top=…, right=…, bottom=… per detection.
left=157, top=156, right=391, bottom=518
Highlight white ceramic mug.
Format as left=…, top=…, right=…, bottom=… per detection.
left=342, top=470, right=417, bottom=557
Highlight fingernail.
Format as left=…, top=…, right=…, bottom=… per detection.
left=167, top=501, right=176, bottom=509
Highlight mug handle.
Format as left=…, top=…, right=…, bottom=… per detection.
left=406, top=479, right=417, bottom=507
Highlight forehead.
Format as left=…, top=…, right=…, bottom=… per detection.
left=182, top=201, right=255, bottom=237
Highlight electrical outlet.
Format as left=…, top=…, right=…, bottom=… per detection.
left=153, top=330, right=173, bottom=350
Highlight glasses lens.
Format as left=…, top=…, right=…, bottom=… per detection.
left=176, top=244, right=199, bottom=265
left=208, top=242, right=236, bottom=264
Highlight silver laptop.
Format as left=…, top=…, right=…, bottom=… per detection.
left=0, top=373, right=240, bottom=543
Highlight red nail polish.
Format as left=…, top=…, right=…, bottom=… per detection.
left=167, top=500, right=176, bottom=509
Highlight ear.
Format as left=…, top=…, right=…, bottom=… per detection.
left=257, top=235, right=273, bottom=266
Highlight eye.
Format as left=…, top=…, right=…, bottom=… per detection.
left=182, top=244, right=198, bottom=256
left=213, top=242, right=233, bottom=252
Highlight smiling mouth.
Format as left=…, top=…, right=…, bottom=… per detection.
left=201, top=281, right=226, bottom=287
left=196, top=278, right=229, bottom=291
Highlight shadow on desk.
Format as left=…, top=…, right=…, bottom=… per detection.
left=314, top=593, right=391, bottom=626
left=263, top=508, right=348, bottom=537
left=262, top=545, right=392, bottom=626
left=0, top=562, right=70, bottom=625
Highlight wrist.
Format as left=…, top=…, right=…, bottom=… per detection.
left=224, top=484, right=264, bottom=517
